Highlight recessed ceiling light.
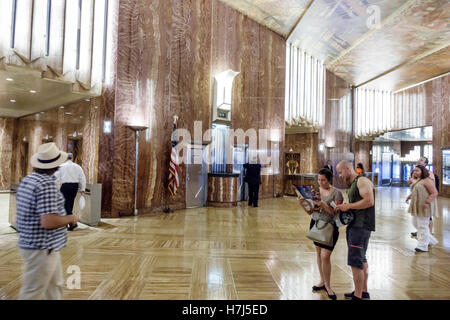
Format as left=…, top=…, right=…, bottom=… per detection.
left=10, top=99, right=16, bottom=103
left=30, top=90, right=37, bottom=94
left=6, top=78, right=13, bottom=82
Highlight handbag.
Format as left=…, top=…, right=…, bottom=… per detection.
left=307, top=219, right=334, bottom=247
left=79, top=195, right=86, bottom=210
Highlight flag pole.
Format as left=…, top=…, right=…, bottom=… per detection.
left=163, top=115, right=178, bottom=213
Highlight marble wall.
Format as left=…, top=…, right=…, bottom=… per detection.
left=432, top=74, right=450, bottom=197
left=319, top=70, right=353, bottom=189
left=0, top=118, right=16, bottom=190
left=353, top=73, right=450, bottom=197
left=10, top=98, right=101, bottom=185
left=101, top=0, right=286, bottom=217
left=97, top=0, right=119, bottom=216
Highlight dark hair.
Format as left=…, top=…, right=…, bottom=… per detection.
left=318, top=168, right=333, bottom=182
left=414, top=165, right=429, bottom=179
left=420, top=156, right=429, bottom=165
left=34, top=167, right=59, bottom=175
left=357, top=163, right=364, bottom=170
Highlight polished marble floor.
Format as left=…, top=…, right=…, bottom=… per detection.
left=0, top=187, right=449, bottom=300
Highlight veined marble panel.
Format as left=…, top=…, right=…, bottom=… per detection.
left=108, top=0, right=286, bottom=215
left=0, top=118, right=15, bottom=189
left=432, top=74, right=450, bottom=197
left=97, top=0, right=119, bottom=216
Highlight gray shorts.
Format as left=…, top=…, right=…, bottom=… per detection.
left=346, top=226, right=371, bottom=270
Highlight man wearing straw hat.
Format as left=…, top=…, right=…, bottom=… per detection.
left=16, top=142, right=77, bottom=300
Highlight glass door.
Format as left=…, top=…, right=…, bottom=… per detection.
left=381, top=152, right=393, bottom=186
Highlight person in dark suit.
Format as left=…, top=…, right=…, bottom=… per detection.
left=324, top=160, right=333, bottom=175
left=244, top=157, right=262, bottom=207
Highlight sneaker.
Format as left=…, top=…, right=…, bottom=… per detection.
left=411, top=232, right=417, bottom=237
left=415, top=247, right=427, bottom=252
left=344, top=291, right=370, bottom=300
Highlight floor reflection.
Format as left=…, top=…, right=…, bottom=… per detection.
left=0, top=188, right=449, bottom=300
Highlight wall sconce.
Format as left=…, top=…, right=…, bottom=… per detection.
left=319, top=143, right=325, bottom=152
left=213, top=69, right=239, bottom=123
left=103, top=120, right=112, bottom=134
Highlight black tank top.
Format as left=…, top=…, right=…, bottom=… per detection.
left=348, top=176, right=375, bottom=231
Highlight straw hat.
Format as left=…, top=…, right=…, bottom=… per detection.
left=30, top=143, right=68, bottom=169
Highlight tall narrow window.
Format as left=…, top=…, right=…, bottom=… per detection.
left=10, top=0, right=17, bottom=48
left=211, top=124, right=229, bottom=173
left=285, top=44, right=325, bottom=129
left=76, top=0, right=82, bottom=69
left=285, top=44, right=291, bottom=121
left=102, top=0, right=109, bottom=82
left=45, top=0, right=52, bottom=56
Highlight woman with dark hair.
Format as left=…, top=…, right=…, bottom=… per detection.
left=356, top=163, right=364, bottom=176
left=406, top=165, right=439, bottom=252
left=300, top=168, right=343, bottom=299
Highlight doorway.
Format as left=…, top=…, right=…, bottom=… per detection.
left=67, top=138, right=83, bottom=165
left=232, top=144, right=248, bottom=201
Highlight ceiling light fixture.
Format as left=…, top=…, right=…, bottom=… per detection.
left=30, top=90, right=37, bottom=94
left=10, top=99, right=16, bottom=103
left=6, top=78, right=13, bottom=82
left=65, top=112, right=71, bottom=115
left=60, top=106, right=64, bottom=109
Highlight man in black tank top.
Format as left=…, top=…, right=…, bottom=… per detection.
left=336, top=160, right=375, bottom=300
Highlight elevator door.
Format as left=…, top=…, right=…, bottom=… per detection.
left=233, top=145, right=248, bottom=201
left=186, top=145, right=207, bottom=208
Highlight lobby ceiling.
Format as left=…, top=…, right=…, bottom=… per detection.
left=0, top=66, right=94, bottom=118
left=220, top=0, right=450, bottom=91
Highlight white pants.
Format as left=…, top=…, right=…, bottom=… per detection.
left=18, top=249, right=64, bottom=300
left=412, top=216, right=438, bottom=251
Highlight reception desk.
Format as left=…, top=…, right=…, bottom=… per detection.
left=284, top=173, right=318, bottom=196
left=207, top=173, right=239, bottom=207
left=8, top=182, right=102, bottom=229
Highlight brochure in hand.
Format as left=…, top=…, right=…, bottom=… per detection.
left=294, top=185, right=321, bottom=201
left=294, top=185, right=321, bottom=214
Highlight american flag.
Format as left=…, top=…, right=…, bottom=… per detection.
left=168, top=116, right=180, bottom=196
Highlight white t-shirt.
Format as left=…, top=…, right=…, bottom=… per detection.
left=54, top=161, right=86, bottom=191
